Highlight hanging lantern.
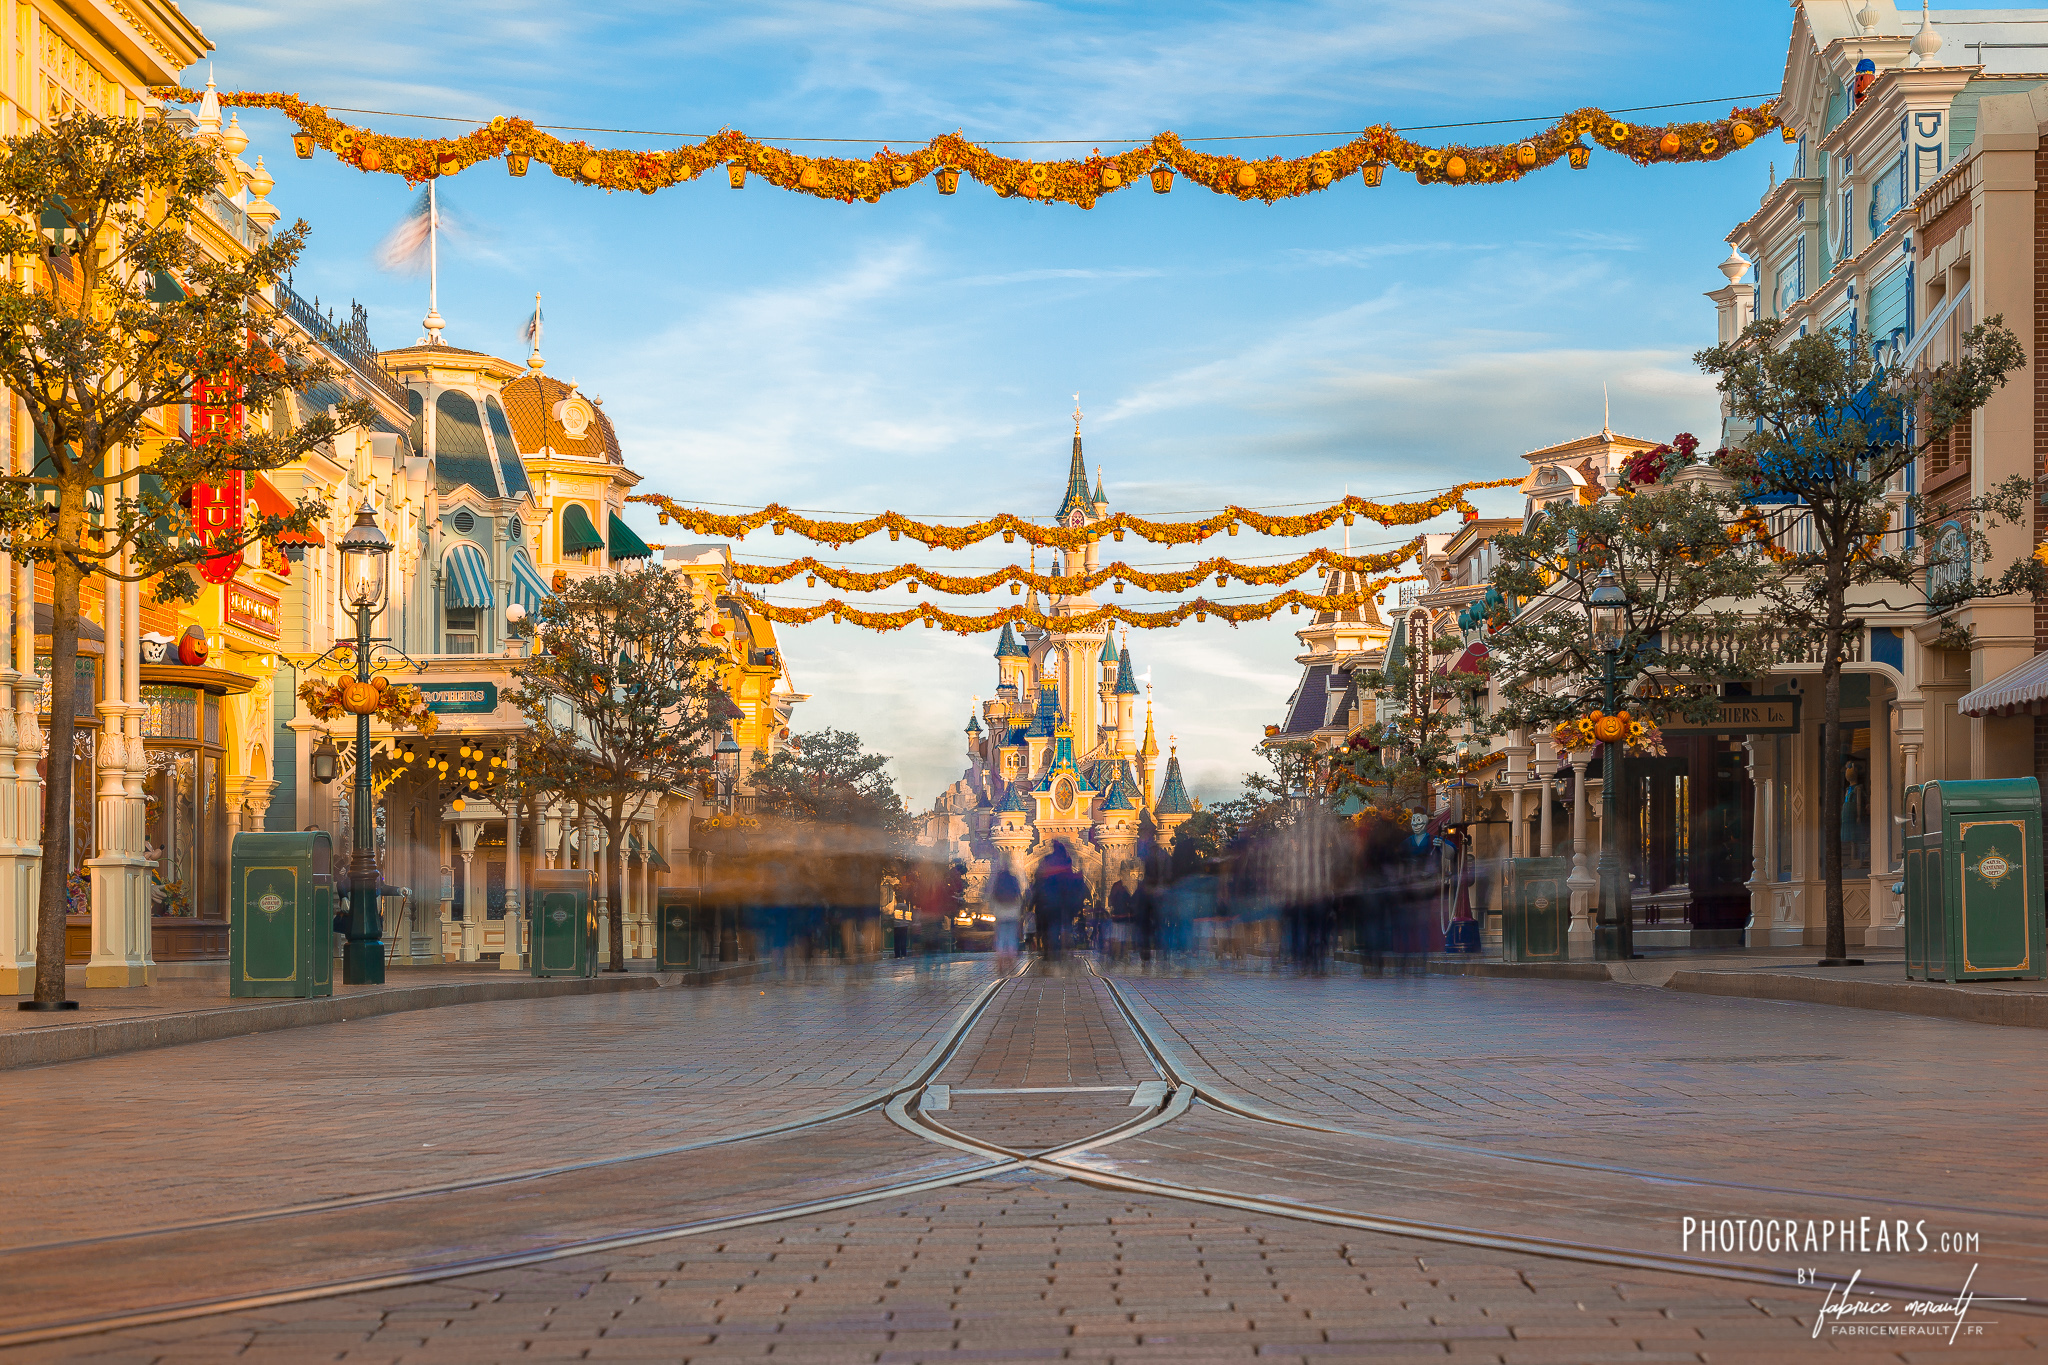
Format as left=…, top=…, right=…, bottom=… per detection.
left=1002, top=529, right=1015, bottom=543
left=1361, top=164, right=1383, bottom=188
left=772, top=523, right=785, bottom=535
left=1568, top=144, right=1591, bottom=169
left=908, top=581, right=920, bottom=594
left=728, top=165, right=746, bottom=189
left=806, top=575, right=816, bottom=588
left=292, top=129, right=315, bottom=159
left=1516, top=142, right=1537, bottom=167
left=506, top=152, right=529, bottom=177
left=1290, top=602, right=1300, bottom=615
left=1011, top=583, right=1021, bottom=596
left=936, top=166, right=959, bottom=194
left=1226, top=522, right=1238, bottom=536
left=1150, top=164, right=1173, bottom=193
left=1114, top=581, right=1124, bottom=594
left=1658, top=132, right=1681, bottom=157
left=1195, top=611, right=1206, bottom=623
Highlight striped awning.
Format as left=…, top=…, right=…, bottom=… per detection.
left=510, top=548, right=550, bottom=613
left=443, top=542, right=494, bottom=609
left=1959, top=651, right=2048, bottom=717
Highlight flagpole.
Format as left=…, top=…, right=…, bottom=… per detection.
left=423, top=180, right=445, bottom=344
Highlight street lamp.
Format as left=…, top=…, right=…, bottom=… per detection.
left=715, top=727, right=740, bottom=812
left=337, top=499, right=393, bottom=985
left=1587, top=566, right=1634, bottom=961
left=310, top=734, right=339, bottom=785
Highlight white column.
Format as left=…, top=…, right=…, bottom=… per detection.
left=1567, top=764, right=1595, bottom=955
left=499, top=796, right=523, bottom=971
left=1744, top=739, right=1769, bottom=946
left=1537, top=777, right=1554, bottom=857
left=0, top=399, right=20, bottom=993
left=86, top=504, right=148, bottom=989
left=1865, top=696, right=1900, bottom=948
left=456, top=818, right=481, bottom=962
left=12, top=541, right=41, bottom=992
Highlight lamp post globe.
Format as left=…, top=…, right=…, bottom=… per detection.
left=337, top=499, right=393, bottom=985
left=1585, top=565, right=1634, bottom=960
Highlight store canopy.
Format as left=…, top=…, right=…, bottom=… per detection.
left=608, top=512, right=653, bottom=560
left=443, top=541, right=493, bottom=608
left=1958, top=652, right=2048, bottom=717
left=561, top=502, right=604, bottom=554
left=249, top=475, right=324, bottom=544
left=510, top=548, right=551, bottom=613
left=647, top=846, right=671, bottom=871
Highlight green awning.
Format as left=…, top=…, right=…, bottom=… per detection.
left=608, top=512, right=653, bottom=560
left=561, top=502, right=603, bottom=554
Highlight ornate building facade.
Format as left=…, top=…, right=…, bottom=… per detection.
left=917, top=425, right=1194, bottom=905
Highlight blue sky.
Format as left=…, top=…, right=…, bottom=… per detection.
left=185, top=0, right=1792, bottom=806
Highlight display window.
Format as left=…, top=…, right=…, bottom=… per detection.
left=141, top=683, right=228, bottom=919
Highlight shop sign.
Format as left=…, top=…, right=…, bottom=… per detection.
left=1662, top=696, right=1802, bottom=735
left=225, top=582, right=280, bottom=639
left=418, top=680, right=498, bottom=713
left=1927, top=520, right=1970, bottom=602
left=189, top=375, right=246, bottom=587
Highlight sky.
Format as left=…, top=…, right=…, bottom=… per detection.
left=182, top=0, right=1796, bottom=808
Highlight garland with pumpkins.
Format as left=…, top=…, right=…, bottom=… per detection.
left=151, top=88, right=1784, bottom=207
left=631, top=482, right=1520, bottom=551
left=1552, top=708, right=1666, bottom=758
left=731, top=538, right=1427, bottom=597
left=730, top=578, right=1413, bottom=633
left=297, top=674, right=439, bottom=733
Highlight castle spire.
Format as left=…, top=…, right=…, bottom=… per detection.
left=1056, top=398, right=1092, bottom=522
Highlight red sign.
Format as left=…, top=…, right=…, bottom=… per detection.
left=190, top=377, right=245, bottom=586
left=225, top=582, right=280, bottom=639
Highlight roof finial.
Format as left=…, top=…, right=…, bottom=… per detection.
left=1601, top=383, right=1612, bottom=439
left=1911, top=0, right=1942, bottom=60
left=1073, top=392, right=1082, bottom=433
left=524, top=292, right=545, bottom=371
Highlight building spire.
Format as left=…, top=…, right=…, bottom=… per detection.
left=1057, top=398, right=1092, bottom=521
left=1600, top=383, right=1611, bottom=439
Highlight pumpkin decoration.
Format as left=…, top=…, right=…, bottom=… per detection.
left=1516, top=142, right=1537, bottom=167
left=176, top=626, right=209, bottom=667
left=1658, top=131, right=1681, bottom=156
left=1731, top=122, right=1755, bottom=147
left=338, top=676, right=386, bottom=715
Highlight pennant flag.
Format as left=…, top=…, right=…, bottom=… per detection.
left=521, top=303, right=543, bottom=348
left=374, top=189, right=434, bottom=275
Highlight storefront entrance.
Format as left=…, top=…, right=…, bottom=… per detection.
left=1617, top=734, right=1753, bottom=947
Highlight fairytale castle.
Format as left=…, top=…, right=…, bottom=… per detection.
left=914, top=419, right=1195, bottom=903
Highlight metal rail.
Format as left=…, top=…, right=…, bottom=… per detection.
left=1087, top=960, right=2048, bottom=1224
left=0, top=960, right=1023, bottom=1261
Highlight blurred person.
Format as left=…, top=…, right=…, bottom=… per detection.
left=989, top=864, right=1023, bottom=973
left=1029, top=842, right=1085, bottom=962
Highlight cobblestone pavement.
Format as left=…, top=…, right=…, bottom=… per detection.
left=0, top=959, right=997, bottom=1243
left=5, top=962, right=2042, bottom=1361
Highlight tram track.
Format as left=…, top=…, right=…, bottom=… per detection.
left=5, top=958, right=2038, bottom=1350
left=0, top=962, right=1022, bottom=1263
left=1090, top=961, right=2048, bottom=1226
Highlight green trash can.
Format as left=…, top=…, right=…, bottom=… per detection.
left=657, top=887, right=699, bottom=971
left=530, top=869, right=595, bottom=978
left=1904, top=778, right=2045, bottom=982
left=1502, top=856, right=1570, bottom=963
left=229, top=831, right=334, bottom=998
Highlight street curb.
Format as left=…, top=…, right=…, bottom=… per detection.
left=1664, top=969, right=2048, bottom=1029
left=1423, top=959, right=1614, bottom=983
left=0, top=974, right=660, bottom=1071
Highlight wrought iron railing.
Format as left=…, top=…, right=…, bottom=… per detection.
left=274, top=276, right=408, bottom=407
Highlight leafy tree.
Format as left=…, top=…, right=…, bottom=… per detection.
left=0, top=113, right=364, bottom=1005
left=1482, top=468, right=1777, bottom=737
left=510, top=566, right=726, bottom=971
left=1337, top=614, right=1487, bottom=812
left=1698, top=317, right=2037, bottom=960
left=748, top=726, right=907, bottom=834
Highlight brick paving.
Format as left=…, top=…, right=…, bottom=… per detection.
left=5, top=964, right=2043, bottom=1361
left=0, top=960, right=997, bottom=1244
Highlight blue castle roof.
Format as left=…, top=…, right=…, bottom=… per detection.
left=1156, top=754, right=1194, bottom=815
left=1114, top=646, right=1139, bottom=696
left=996, top=781, right=1031, bottom=814
left=1098, top=634, right=1118, bottom=663
left=994, top=623, right=1029, bottom=659
left=1026, top=680, right=1061, bottom=738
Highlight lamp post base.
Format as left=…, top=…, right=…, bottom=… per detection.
left=343, top=938, right=385, bottom=985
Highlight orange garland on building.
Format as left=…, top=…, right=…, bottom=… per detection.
left=151, top=88, right=1784, bottom=206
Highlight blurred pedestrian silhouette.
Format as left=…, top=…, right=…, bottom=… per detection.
left=1028, top=843, right=1085, bottom=961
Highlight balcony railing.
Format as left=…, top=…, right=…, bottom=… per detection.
left=202, top=190, right=267, bottom=251
left=274, top=276, right=408, bottom=408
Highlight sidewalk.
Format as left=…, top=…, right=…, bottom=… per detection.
left=1423, top=944, right=2048, bottom=1029
left=1, top=959, right=772, bottom=1071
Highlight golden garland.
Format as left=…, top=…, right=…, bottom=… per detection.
left=151, top=88, right=1783, bottom=205
left=733, top=577, right=1415, bottom=633
left=297, top=677, right=440, bottom=733
left=731, top=539, right=1426, bottom=596
left=632, top=482, right=1519, bottom=551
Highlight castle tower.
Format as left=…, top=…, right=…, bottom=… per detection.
left=1048, top=403, right=1109, bottom=757
left=1137, top=689, right=1160, bottom=811
left=1155, top=737, right=1195, bottom=847
left=1114, top=643, right=1140, bottom=756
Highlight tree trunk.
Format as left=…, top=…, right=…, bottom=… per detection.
left=605, top=805, right=626, bottom=973
left=32, top=522, right=84, bottom=1004
left=1820, top=573, right=1848, bottom=962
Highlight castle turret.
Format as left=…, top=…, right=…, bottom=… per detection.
left=1155, top=737, right=1195, bottom=848
left=1137, top=689, right=1160, bottom=810
left=1114, top=644, right=1140, bottom=755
